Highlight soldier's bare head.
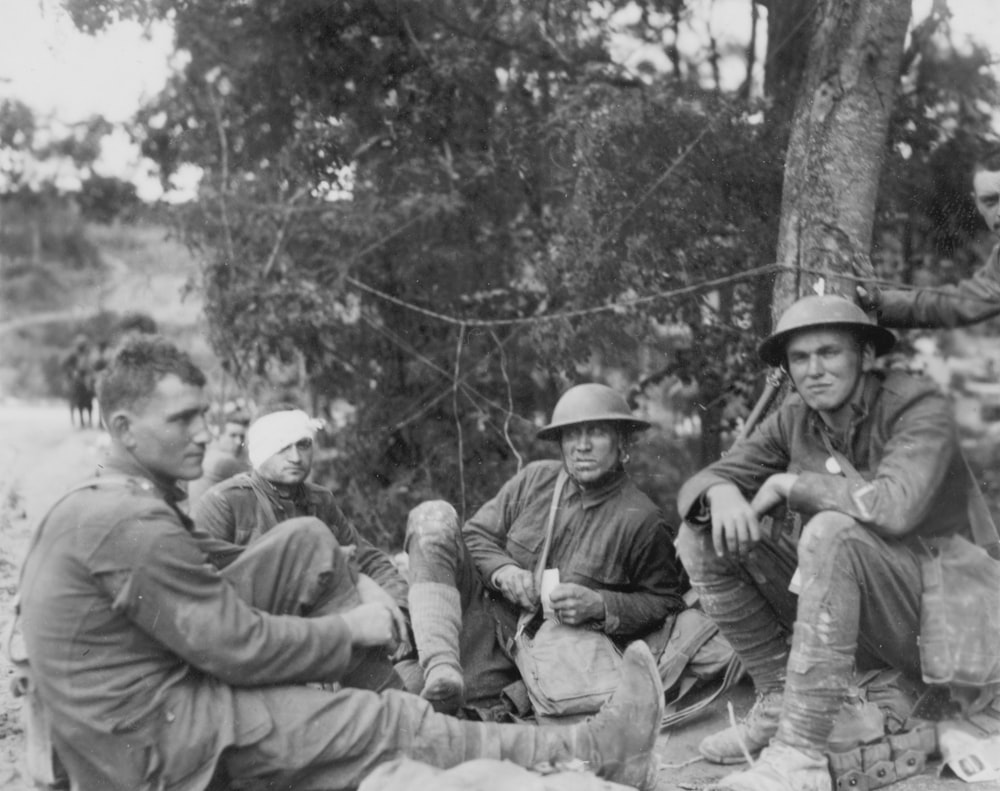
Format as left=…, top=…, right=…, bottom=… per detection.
left=97, top=334, right=206, bottom=418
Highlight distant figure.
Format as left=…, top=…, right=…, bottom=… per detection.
left=858, top=145, right=1000, bottom=328
left=186, top=406, right=252, bottom=504
left=62, top=336, right=95, bottom=429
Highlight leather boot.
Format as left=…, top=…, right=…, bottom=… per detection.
left=409, top=582, right=465, bottom=713
left=526, top=641, right=664, bottom=790
left=711, top=741, right=831, bottom=791
left=700, top=689, right=782, bottom=764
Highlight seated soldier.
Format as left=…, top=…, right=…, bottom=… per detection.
left=17, top=334, right=665, bottom=791
left=675, top=295, right=998, bottom=791
left=405, top=383, right=718, bottom=716
left=185, top=405, right=251, bottom=504
left=193, top=405, right=412, bottom=690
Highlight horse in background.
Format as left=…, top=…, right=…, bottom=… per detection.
left=63, top=337, right=97, bottom=429
left=68, top=364, right=96, bottom=428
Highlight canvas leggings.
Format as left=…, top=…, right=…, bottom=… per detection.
left=675, top=510, right=924, bottom=754
left=220, top=516, right=401, bottom=692
left=403, top=501, right=523, bottom=704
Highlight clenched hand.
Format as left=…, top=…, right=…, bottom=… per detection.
left=549, top=583, right=605, bottom=626
left=340, top=603, right=399, bottom=648
left=355, top=574, right=411, bottom=660
left=493, top=565, right=539, bottom=611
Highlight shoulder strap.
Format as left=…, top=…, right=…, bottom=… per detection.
left=515, top=469, right=569, bottom=637
left=532, top=468, right=569, bottom=591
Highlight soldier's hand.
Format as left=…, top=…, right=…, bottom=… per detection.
left=493, top=564, right=539, bottom=611
left=549, top=583, right=605, bottom=626
left=856, top=284, right=882, bottom=312
left=341, top=603, right=398, bottom=648
left=751, top=473, right=798, bottom=519
left=355, top=574, right=411, bottom=659
left=707, top=483, right=761, bottom=558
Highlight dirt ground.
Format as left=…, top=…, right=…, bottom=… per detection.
left=0, top=402, right=108, bottom=791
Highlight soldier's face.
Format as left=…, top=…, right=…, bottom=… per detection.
left=123, top=374, right=211, bottom=482
left=560, top=421, right=621, bottom=487
left=257, top=437, right=314, bottom=485
left=972, top=168, right=1000, bottom=237
left=218, top=422, right=247, bottom=456
left=786, top=329, right=873, bottom=422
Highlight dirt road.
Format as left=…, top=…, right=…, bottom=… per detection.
left=0, top=402, right=109, bottom=791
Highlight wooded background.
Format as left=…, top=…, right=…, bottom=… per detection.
left=2, top=0, right=998, bottom=545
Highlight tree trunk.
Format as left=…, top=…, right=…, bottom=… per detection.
left=772, top=0, right=911, bottom=316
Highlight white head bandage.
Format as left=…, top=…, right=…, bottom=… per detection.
left=247, top=409, right=322, bottom=470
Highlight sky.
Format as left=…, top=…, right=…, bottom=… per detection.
left=0, top=0, right=998, bottom=200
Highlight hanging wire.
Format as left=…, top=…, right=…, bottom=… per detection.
left=491, top=328, right=525, bottom=472
left=453, top=323, right=467, bottom=522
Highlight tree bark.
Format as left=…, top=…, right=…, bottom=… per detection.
left=772, top=0, right=911, bottom=316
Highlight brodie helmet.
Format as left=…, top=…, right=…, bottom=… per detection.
left=757, top=295, right=896, bottom=368
left=537, top=383, right=650, bottom=441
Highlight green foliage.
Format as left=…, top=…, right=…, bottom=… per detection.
left=78, top=175, right=142, bottom=224
left=61, top=0, right=1000, bottom=542
left=65, top=0, right=785, bottom=521
left=0, top=195, right=103, bottom=285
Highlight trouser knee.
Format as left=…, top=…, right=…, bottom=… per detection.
left=405, top=500, right=461, bottom=553
left=676, top=522, right=720, bottom=580
left=272, top=516, right=342, bottom=552
left=797, top=511, right=861, bottom=573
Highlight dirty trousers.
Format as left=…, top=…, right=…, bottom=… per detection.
left=208, top=520, right=600, bottom=790
left=404, top=501, right=522, bottom=704
left=675, top=512, right=924, bottom=752
left=221, top=516, right=399, bottom=691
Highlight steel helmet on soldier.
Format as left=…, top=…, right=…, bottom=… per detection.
left=757, top=295, right=896, bottom=367
left=537, top=383, right=651, bottom=441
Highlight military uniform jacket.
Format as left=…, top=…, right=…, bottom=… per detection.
left=18, top=457, right=354, bottom=791
left=464, top=460, right=687, bottom=638
left=678, top=370, right=974, bottom=542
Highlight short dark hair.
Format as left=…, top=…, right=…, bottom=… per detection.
left=973, top=144, right=1000, bottom=176
left=96, top=334, right=206, bottom=416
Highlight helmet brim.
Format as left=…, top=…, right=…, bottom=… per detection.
left=537, top=416, right=652, bottom=442
left=758, top=322, right=897, bottom=367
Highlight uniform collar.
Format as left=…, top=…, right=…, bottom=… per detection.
left=99, top=453, right=188, bottom=505
left=807, top=371, right=880, bottom=443
left=251, top=470, right=311, bottom=506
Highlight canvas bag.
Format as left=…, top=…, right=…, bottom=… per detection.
left=510, top=470, right=624, bottom=717
left=917, top=533, right=1000, bottom=686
